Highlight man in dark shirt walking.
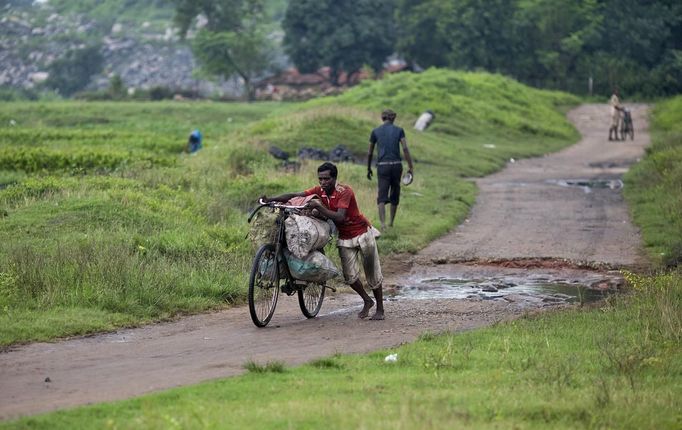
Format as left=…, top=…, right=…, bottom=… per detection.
left=367, top=109, right=414, bottom=231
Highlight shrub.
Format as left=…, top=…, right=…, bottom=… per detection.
left=44, top=45, right=104, bottom=97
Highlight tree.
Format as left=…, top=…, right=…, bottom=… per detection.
left=44, top=45, right=103, bottom=97
left=395, top=0, right=452, bottom=68
left=512, top=0, right=603, bottom=90
left=108, top=74, right=126, bottom=99
left=440, top=0, right=519, bottom=73
left=583, top=0, right=682, bottom=95
left=172, top=0, right=274, bottom=100
left=282, top=0, right=397, bottom=86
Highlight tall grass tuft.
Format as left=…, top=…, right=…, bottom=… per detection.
left=244, top=360, right=286, bottom=373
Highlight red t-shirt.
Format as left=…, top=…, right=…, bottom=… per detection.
left=304, top=183, right=370, bottom=239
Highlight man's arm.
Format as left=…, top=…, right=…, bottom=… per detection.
left=401, top=137, right=414, bottom=174
left=308, top=199, right=346, bottom=223
left=261, top=192, right=306, bottom=203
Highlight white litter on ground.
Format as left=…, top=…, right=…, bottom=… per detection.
left=384, top=353, right=398, bottom=363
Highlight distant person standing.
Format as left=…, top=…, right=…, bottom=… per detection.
left=186, top=129, right=202, bottom=153
left=608, top=89, right=622, bottom=141
left=366, top=109, right=414, bottom=231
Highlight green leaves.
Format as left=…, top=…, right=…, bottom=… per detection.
left=172, top=0, right=272, bottom=100
left=44, top=45, right=104, bottom=97
left=395, top=0, right=681, bottom=97
left=192, top=28, right=273, bottom=84
left=283, top=0, right=397, bottom=85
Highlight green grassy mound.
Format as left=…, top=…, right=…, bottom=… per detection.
left=327, top=68, right=579, bottom=139
left=246, top=69, right=579, bottom=159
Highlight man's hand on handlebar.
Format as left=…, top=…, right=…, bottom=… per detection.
left=306, top=199, right=322, bottom=209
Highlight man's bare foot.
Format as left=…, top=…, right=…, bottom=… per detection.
left=358, top=300, right=374, bottom=318
left=369, top=311, right=385, bottom=320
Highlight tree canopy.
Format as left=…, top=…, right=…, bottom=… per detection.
left=282, top=0, right=396, bottom=85
left=170, top=0, right=681, bottom=98
left=172, top=0, right=274, bottom=100
left=394, top=0, right=682, bottom=97
left=44, top=45, right=104, bottom=97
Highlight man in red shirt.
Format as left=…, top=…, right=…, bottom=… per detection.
left=262, top=162, right=385, bottom=320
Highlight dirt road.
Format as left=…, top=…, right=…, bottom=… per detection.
left=0, top=104, right=650, bottom=420
left=420, top=103, right=649, bottom=268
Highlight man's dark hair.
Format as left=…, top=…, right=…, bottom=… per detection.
left=318, top=162, right=338, bottom=178
left=381, top=109, right=397, bottom=122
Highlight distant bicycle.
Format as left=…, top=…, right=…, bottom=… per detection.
left=246, top=199, right=333, bottom=327
left=620, top=107, right=634, bottom=140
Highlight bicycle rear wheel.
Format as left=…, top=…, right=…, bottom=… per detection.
left=248, top=244, right=280, bottom=327
left=298, top=282, right=325, bottom=318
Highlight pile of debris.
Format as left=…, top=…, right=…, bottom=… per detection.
left=298, top=145, right=356, bottom=163
left=268, top=144, right=358, bottom=171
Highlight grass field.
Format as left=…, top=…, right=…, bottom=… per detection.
left=3, top=271, right=679, bottom=429
left=0, top=69, right=579, bottom=346
left=0, top=73, right=680, bottom=429
left=623, top=96, right=682, bottom=268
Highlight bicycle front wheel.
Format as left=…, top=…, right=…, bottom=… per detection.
left=249, top=244, right=280, bottom=327
left=298, top=282, right=325, bottom=318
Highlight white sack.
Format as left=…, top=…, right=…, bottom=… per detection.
left=285, top=214, right=331, bottom=258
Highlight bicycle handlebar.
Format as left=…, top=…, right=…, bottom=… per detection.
left=247, top=199, right=308, bottom=223
left=258, top=198, right=308, bottom=210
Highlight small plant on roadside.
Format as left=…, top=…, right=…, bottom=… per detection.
left=243, top=360, right=286, bottom=373
left=421, top=338, right=460, bottom=373
left=536, top=353, right=578, bottom=393
left=0, top=267, right=19, bottom=309
left=417, top=331, right=438, bottom=342
left=309, top=357, right=344, bottom=369
left=593, top=374, right=612, bottom=408
left=599, top=337, right=649, bottom=390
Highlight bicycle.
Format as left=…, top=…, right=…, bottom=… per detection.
left=619, top=107, right=635, bottom=140
left=246, top=199, right=335, bottom=327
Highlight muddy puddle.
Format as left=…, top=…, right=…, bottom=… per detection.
left=387, top=263, right=622, bottom=309
left=546, top=178, right=623, bottom=193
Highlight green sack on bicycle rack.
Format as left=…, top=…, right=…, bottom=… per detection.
left=284, top=249, right=339, bottom=283
left=248, top=209, right=278, bottom=249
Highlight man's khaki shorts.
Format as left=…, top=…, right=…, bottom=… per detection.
left=337, top=227, right=383, bottom=290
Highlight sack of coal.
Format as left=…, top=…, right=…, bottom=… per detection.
left=284, top=214, right=331, bottom=258
left=284, top=249, right=339, bottom=283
